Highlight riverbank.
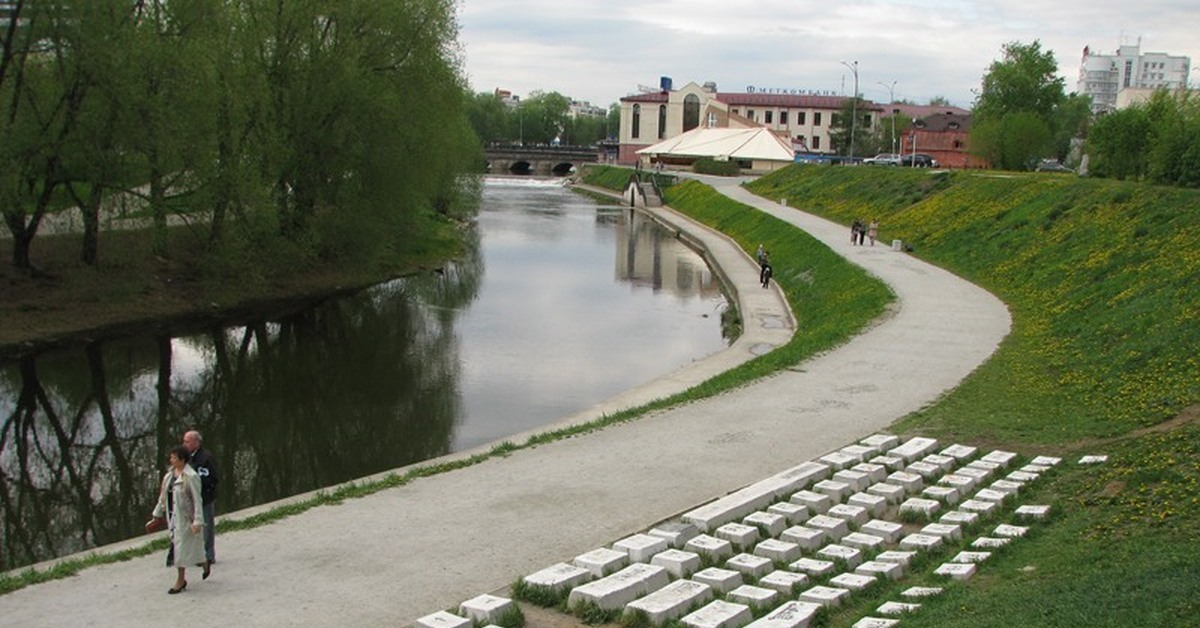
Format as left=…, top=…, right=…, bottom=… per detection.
left=0, top=213, right=466, bottom=358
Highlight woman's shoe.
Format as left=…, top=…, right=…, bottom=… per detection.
left=168, top=581, right=187, bottom=594
left=202, top=561, right=211, bottom=580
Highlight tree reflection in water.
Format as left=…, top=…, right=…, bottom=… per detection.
left=0, top=254, right=480, bottom=571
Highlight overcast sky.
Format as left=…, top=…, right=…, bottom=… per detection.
left=457, top=1, right=1198, bottom=109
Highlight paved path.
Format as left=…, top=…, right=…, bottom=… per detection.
left=0, top=177, right=1010, bottom=627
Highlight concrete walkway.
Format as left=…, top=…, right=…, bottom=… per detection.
left=0, top=177, right=1010, bottom=627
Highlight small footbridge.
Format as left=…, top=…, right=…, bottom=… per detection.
left=484, top=144, right=601, bottom=176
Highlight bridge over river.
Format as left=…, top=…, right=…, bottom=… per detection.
left=484, top=144, right=605, bottom=176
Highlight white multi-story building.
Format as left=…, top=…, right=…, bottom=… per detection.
left=1077, top=42, right=1191, bottom=114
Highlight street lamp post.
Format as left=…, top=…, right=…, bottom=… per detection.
left=877, top=80, right=897, bottom=154
left=840, top=61, right=859, bottom=160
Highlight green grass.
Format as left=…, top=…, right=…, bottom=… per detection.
left=747, top=164, right=1200, bottom=626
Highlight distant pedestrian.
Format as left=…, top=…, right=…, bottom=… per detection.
left=183, top=430, right=219, bottom=579
left=755, top=244, right=766, bottom=266
left=868, top=219, right=879, bottom=246
left=851, top=219, right=865, bottom=245
left=150, top=446, right=205, bottom=595
left=760, top=262, right=773, bottom=288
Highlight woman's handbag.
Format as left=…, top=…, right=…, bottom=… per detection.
left=145, top=516, right=167, bottom=534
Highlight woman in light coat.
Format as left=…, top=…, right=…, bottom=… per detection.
left=150, top=445, right=205, bottom=594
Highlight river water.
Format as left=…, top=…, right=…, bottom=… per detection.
left=0, top=178, right=729, bottom=571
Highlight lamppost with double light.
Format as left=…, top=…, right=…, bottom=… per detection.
left=877, top=80, right=897, bottom=155
left=840, top=60, right=859, bottom=160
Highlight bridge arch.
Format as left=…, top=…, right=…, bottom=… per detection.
left=509, top=161, right=533, bottom=175
left=552, top=162, right=575, bottom=176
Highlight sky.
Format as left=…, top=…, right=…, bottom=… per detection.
left=457, top=0, right=1199, bottom=109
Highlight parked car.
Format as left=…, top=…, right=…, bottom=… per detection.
left=862, top=153, right=901, bottom=166
left=899, top=153, right=938, bottom=168
left=1035, top=159, right=1074, bottom=173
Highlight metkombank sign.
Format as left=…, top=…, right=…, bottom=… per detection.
left=746, top=86, right=839, bottom=96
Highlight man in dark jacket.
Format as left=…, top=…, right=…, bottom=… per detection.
left=183, top=429, right=219, bottom=577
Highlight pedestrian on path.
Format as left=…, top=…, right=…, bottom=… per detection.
left=183, top=429, right=219, bottom=579
left=761, top=262, right=773, bottom=288
left=150, top=446, right=205, bottom=595
left=868, top=219, right=879, bottom=246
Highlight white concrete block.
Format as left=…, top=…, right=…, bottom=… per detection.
left=1021, top=464, right=1052, bottom=474
left=692, top=567, right=744, bottom=594
left=829, top=572, right=876, bottom=591
left=971, top=536, right=1012, bottom=549
left=798, top=585, right=851, bottom=608
left=744, top=511, right=788, bottom=537
left=922, top=485, right=960, bottom=505
left=973, top=488, right=1010, bottom=504
left=861, top=434, right=901, bottom=451
left=574, top=547, right=629, bottom=577
left=1015, top=504, right=1052, bottom=520
left=958, top=499, right=999, bottom=515
left=898, top=533, right=943, bottom=552
left=816, top=543, right=863, bottom=569
left=919, top=522, right=963, bottom=542
left=934, top=562, right=977, bottom=581
left=522, top=562, right=592, bottom=593
left=923, top=453, right=957, bottom=473
left=682, top=482, right=780, bottom=532
left=847, top=492, right=888, bottom=517
left=415, top=611, right=471, bottom=628
left=788, top=557, right=836, bottom=578
left=827, top=503, right=870, bottom=527
left=726, top=553, right=774, bottom=579
left=757, top=570, right=809, bottom=596
left=938, top=474, right=977, bottom=495
left=652, top=549, right=703, bottom=578
left=459, top=594, right=515, bottom=625
left=813, top=479, right=853, bottom=502
left=820, top=451, right=858, bottom=471
left=834, top=469, right=872, bottom=492
left=954, top=466, right=992, bottom=483
left=1007, top=470, right=1039, bottom=483
left=990, top=479, right=1024, bottom=495
left=939, top=510, right=980, bottom=527
left=861, top=519, right=903, bottom=543
left=906, top=461, right=942, bottom=480
left=614, top=533, right=670, bottom=563
left=869, top=454, right=906, bottom=471
left=1079, top=454, right=1108, bottom=464
left=899, top=497, right=941, bottom=518
left=685, top=534, right=735, bottom=562
left=841, top=444, right=878, bottom=462
left=856, top=560, right=904, bottom=580
left=875, top=550, right=918, bottom=568
left=866, top=482, right=906, bottom=504
left=648, top=522, right=700, bottom=549
left=745, top=601, right=821, bottom=628
left=994, top=524, right=1029, bottom=538
left=940, top=444, right=978, bottom=461
left=754, top=538, right=802, bottom=564
left=877, top=601, right=922, bottom=615
left=1030, top=455, right=1062, bottom=466
left=727, top=584, right=780, bottom=609
left=681, top=600, right=752, bottom=628
left=901, top=586, right=944, bottom=598
left=567, top=563, right=670, bottom=611
left=952, top=551, right=992, bottom=563
left=852, top=618, right=899, bottom=628
left=805, top=514, right=850, bottom=541
left=715, top=523, right=761, bottom=549
left=979, top=450, right=1018, bottom=467
left=887, top=471, right=924, bottom=493
left=626, top=579, right=714, bottom=626
left=889, top=437, right=939, bottom=462
left=852, top=462, right=888, bottom=483
left=768, top=501, right=810, bottom=524
left=767, top=461, right=833, bottom=495
left=790, top=490, right=833, bottom=514
left=841, top=532, right=887, bottom=552
left=780, top=525, right=826, bottom=550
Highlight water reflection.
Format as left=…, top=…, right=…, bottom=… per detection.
left=0, top=180, right=727, bottom=570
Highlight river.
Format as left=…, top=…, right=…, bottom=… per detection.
left=0, top=178, right=730, bottom=571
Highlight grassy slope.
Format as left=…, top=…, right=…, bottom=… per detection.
left=747, top=165, right=1200, bottom=626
